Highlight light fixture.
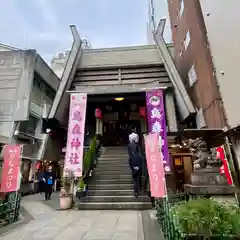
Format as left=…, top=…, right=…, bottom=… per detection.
left=114, top=97, right=124, bottom=101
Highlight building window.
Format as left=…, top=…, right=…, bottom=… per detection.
left=179, top=0, right=184, bottom=17
left=179, top=49, right=183, bottom=58
left=184, top=30, right=191, bottom=50
left=19, top=115, right=39, bottom=136
left=188, top=64, right=197, bottom=87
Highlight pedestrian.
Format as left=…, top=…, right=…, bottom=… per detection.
left=129, top=128, right=139, bottom=144
left=43, top=165, right=55, bottom=201
left=37, top=168, right=45, bottom=194
left=128, top=141, right=143, bottom=197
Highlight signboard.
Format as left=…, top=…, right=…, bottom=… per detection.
left=217, top=146, right=233, bottom=185
left=145, top=133, right=166, bottom=198
left=146, top=89, right=170, bottom=173
left=1, top=145, right=22, bottom=192
left=64, top=93, right=87, bottom=177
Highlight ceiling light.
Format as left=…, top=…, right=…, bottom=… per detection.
left=114, top=97, right=124, bottom=101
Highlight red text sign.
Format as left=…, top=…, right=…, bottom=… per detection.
left=1, top=145, right=22, bottom=192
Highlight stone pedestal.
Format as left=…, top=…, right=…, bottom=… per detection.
left=184, top=168, right=235, bottom=195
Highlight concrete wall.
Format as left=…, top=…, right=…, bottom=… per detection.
left=167, top=0, right=225, bottom=128
left=199, top=0, right=240, bottom=128
left=79, top=45, right=174, bottom=69
left=0, top=43, right=19, bottom=52
left=35, top=55, right=60, bottom=91
left=0, top=50, right=36, bottom=143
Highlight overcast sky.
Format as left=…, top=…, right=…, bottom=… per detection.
left=1, top=0, right=171, bottom=63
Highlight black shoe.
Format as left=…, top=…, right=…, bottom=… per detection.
left=134, top=192, right=138, bottom=198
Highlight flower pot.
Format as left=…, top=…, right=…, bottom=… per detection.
left=59, top=195, right=73, bottom=210
left=76, top=190, right=86, bottom=199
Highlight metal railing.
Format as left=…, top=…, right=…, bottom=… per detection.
left=0, top=192, right=21, bottom=227
left=155, top=194, right=189, bottom=240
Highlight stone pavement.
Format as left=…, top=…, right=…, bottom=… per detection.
left=0, top=194, right=145, bottom=240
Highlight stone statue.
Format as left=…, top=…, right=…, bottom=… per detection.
left=185, top=138, right=221, bottom=170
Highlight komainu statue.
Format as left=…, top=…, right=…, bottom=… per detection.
left=186, top=138, right=221, bottom=170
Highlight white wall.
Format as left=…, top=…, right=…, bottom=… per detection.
left=199, top=0, right=240, bottom=128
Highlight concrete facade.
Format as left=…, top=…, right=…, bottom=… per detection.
left=167, top=0, right=226, bottom=129
left=199, top=0, right=240, bottom=129
left=0, top=47, right=61, bottom=190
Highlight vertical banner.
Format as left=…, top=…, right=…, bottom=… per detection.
left=64, top=93, right=87, bottom=177
left=217, top=146, right=233, bottom=185
left=1, top=145, right=22, bottom=193
left=146, top=90, right=170, bottom=173
left=145, top=133, right=166, bottom=197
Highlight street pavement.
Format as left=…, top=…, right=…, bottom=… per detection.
left=0, top=194, right=144, bottom=240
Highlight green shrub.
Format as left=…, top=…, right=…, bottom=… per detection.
left=78, top=136, right=97, bottom=188
left=172, top=198, right=240, bottom=237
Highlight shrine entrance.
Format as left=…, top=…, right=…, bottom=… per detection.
left=86, top=92, right=147, bottom=146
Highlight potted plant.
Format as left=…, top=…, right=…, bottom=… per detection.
left=59, top=169, right=74, bottom=210
left=76, top=177, right=87, bottom=199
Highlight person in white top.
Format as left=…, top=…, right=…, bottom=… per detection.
left=129, top=129, right=139, bottom=144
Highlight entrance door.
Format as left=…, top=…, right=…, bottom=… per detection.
left=103, top=120, right=141, bottom=146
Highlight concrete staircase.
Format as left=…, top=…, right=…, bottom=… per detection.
left=77, top=147, right=152, bottom=210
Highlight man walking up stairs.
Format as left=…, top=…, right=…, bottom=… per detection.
left=78, top=147, right=152, bottom=210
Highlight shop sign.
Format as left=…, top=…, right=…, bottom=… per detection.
left=146, top=90, right=170, bottom=173
left=145, top=133, right=166, bottom=198
left=1, top=145, right=22, bottom=192
left=64, top=93, right=87, bottom=177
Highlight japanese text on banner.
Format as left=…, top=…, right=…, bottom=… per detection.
left=146, top=90, right=170, bottom=173
left=1, top=145, right=22, bottom=193
left=64, top=93, right=87, bottom=177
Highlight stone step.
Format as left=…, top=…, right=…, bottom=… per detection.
left=96, top=165, right=129, bottom=170
left=98, top=159, right=129, bottom=164
left=99, top=154, right=128, bottom=159
left=93, top=174, right=132, bottom=180
left=94, top=171, right=132, bottom=176
left=88, top=183, right=133, bottom=190
left=98, top=160, right=129, bottom=165
left=81, top=195, right=150, bottom=203
left=94, top=178, right=132, bottom=184
left=77, top=201, right=152, bottom=210
left=95, top=169, right=130, bottom=175
left=87, top=189, right=136, bottom=196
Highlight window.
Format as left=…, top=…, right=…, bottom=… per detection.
left=19, top=115, right=39, bottom=136
left=179, top=49, right=183, bottom=58
left=188, top=64, right=197, bottom=87
left=179, top=0, right=184, bottom=17
left=184, top=30, right=191, bottom=50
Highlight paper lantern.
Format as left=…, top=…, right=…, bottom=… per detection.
left=36, top=161, right=41, bottom=170
left=139, top=107, right=146, bottom=117
left=95, top=108, right=102, bottom=119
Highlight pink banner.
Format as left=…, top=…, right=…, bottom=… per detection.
left=64, top=93, right=87, bottom=177
left=1, top=145, right=22, bottom=192
left=144, top=133, right=166, bottom=198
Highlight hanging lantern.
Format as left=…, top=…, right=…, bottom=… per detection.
left=139, top=107, right=146, bottom=117
left=36, top=161, right=41, bottom=170
left=95, top=108, right=102, bottom=119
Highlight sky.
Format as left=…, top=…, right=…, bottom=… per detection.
left=1, top=0, right=171, bottom=63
